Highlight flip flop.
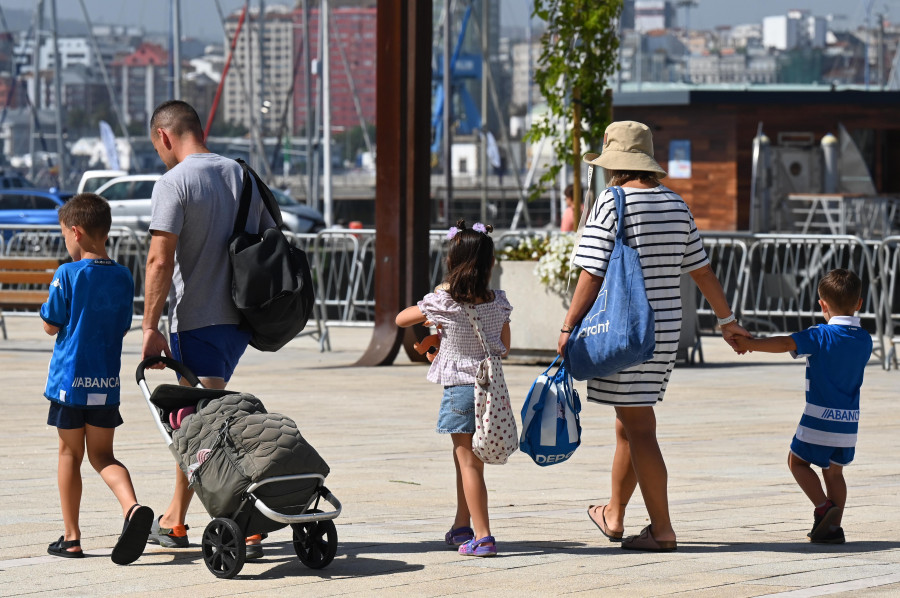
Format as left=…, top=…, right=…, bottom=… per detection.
left=587, top=504, right=623, bottom=542
left=48, top=536, right=84, bottom=558
left=621, top=525, right=677, bottom=552
left=111, top=504, right=154, bottom=565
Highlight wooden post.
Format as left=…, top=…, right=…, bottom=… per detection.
left=356, top=0, right=432, bottom=366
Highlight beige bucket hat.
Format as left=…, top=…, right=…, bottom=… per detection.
left=583, top=120, right=667, bottom=178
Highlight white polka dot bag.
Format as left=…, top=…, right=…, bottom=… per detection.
left=463, top=304, right=518, bottom=465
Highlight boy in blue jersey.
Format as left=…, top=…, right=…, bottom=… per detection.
left=40, top=193, right=153, bottom=564
left=734, top=269, right=872, bottom=545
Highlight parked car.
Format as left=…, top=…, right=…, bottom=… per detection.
left=0, top=171, right=36, bottom=189
left=96, top=174, right=325, bottom=233
left=0, top=189, right=73, bottom=226
left=77, top=169, right=128, bottom=194
left=94, top=174, right=160, bottom=230
left=270, top=188, right=326, bottom=234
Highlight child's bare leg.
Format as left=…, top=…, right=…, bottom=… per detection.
left=451, top=433, right=490, bottom=539
left=84, top=424, right=138, bottom=517
left=603, top=415, right=638, bottom=533
left=822, top=464, right=847, bottom=526
left=57, top=428, right=86, bottom=552
left=452, top=444, right=471, bottom=529
left=788, top=452, right=827, bottom=505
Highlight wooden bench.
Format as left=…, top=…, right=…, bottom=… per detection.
left=0, top=257, right=61, bottom=339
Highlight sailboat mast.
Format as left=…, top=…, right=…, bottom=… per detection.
left=322, top=0, right=332, bottom=226
left=50, top=0, right=65, bottom=186
left=172, top=0, right=182, bottom=99
left=29, top=0, right=43, bottom=182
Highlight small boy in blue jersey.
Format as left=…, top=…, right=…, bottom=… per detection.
left=733, top=269, right=872, bottom=545
left=41, top=193, right=153, bottom=564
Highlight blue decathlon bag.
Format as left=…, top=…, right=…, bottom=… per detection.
left=564, top=186, right=655, bottom=381
left=520, top=356, right=582, bottom=466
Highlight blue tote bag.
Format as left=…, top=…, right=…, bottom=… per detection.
left=520, top=356, right=582, bottom=466
left=564, top=186, right=655, bottom=381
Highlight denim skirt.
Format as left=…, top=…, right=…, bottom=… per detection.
left=436, top=384, right=476, bottom=434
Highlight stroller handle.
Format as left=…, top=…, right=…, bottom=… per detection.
left=135, top=356, right=202, bottom=387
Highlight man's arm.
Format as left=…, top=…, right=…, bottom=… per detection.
left=142, top=230, right=178, bottom=363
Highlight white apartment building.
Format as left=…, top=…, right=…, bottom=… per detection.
left=510, top=40, right=540, bottom=111
left=634, top=0, right=674, bottom=33
left=763, top=10, right=826, bottom=51
left=222, top=4, right=294, bottom=134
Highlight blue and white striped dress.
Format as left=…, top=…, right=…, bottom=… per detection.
left=573, top=185, right=709, bottom=406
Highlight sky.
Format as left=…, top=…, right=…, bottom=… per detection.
left=0, top=0, right=894, bottom=43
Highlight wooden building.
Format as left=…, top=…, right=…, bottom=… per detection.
left=611, top=89, right=900, bottom=231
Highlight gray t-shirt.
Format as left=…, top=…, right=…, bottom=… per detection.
left=150, top=153, right=276, bottom=332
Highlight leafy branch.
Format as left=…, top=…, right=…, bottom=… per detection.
left=526, top=0, right=621, bottom=219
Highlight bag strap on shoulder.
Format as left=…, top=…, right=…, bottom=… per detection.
left=610, top=185, right=627, bottom=243
left=462, top=304, right=492, bottom=360
left=233, top=159, right=284, bottom=237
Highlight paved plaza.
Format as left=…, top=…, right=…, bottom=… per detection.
left=1, top=316, right=899, bottom=597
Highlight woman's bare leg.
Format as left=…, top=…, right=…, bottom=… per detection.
left=615, top=406, right=675, bottom=543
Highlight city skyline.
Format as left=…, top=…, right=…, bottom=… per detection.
left=0, top=1, right=893, bottom=44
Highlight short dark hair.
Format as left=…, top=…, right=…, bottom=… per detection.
left=58, top=193, right=111, bottom=238
left=149, top=100, right=204, bottom=140
left=818, top=268, right=862, bottom=314
left=564, top=184, right=574, bottom=199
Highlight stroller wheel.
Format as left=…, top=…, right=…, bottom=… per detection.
left=201, top=518, right=246, bottom=578
left=292, top=509, right=337, bottom=569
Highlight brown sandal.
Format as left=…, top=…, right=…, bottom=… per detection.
left=587, top=505, right=623, bottom=541
left=621, top=525, right=677, bottom=552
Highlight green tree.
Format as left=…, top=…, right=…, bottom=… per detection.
left=526, top=0, right=621, bottom=222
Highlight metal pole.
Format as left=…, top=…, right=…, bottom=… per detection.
left=479, top=0, right=488, bottom=223
left=77, top=0, right=134, bottom=168
left=302, top=0, right=313, bottom=203
left=322, top=0, right=332, bottom=226
left=29, top=0, right=44, bottom=182
left=443, top=0, right=453, bottom=223
left=172, top=0, right=181, bottom=99
left=247, top=2, right=256, bottom=170
left=50, top=0, right=65, bottom=186
left=258, top=0, right=265, bottom=134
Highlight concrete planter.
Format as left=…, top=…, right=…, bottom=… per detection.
left=493, top=260, right=570, bottom=356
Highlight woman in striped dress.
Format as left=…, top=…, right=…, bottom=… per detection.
left=558, top=121, right=749, bottom=552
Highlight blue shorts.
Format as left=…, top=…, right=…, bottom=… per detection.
left=437, top=385, right=476, bottom=434
left=170, top=324, right=251, bottom=382
left=47, top=401, right=123, bottom=430
left=791, top=436, right=854, bottom=469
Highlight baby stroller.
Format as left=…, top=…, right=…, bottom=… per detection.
left=136, top=356, right=342, bottom=579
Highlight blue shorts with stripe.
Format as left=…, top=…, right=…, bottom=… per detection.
left=790, top=436, right=854, bottom=469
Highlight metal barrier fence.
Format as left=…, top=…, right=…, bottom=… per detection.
left=4, top=225, right=900, bottom=368
left=878, top=235, right=900, bottom=368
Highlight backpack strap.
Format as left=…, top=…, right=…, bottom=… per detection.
left=232, top=159, right=284, bottom=238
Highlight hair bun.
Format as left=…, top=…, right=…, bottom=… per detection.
left=455, top=219, right=467, bottom=229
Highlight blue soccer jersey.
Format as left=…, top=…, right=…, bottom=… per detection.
left=40, top=259, right=134, bottom=408
left=790, top=316, right=872, bottom=449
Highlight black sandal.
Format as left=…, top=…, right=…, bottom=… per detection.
left=111, top=504, right=154, bottom=565
left=48, top=536, right=84, bottom=558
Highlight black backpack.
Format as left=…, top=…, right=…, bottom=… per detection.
left=228, top=159, right=315, bottom=351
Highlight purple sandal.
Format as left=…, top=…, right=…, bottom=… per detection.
left=459, top=535, right=497, bottom=557
left=445, top=526, right=475, bottom=546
